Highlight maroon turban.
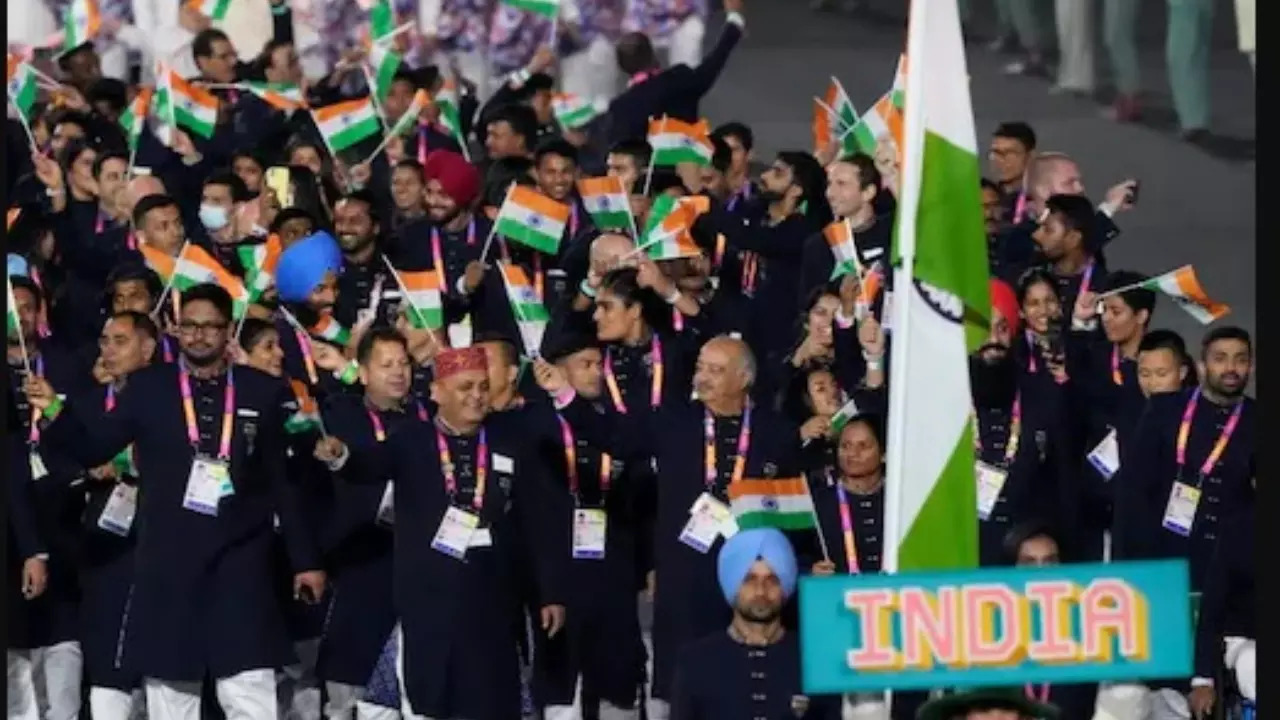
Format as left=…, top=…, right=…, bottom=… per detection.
left=424, top=150, right=480, bottom=208
left=435, top=346, right=488, bottom=381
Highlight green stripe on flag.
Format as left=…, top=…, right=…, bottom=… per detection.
left=495, top=216, right=561, bottom=255
left=329, top=115, right=381, bottom=152
left=409, top=306, right=444, bottom=330
left=502, top=0, right=559, bottom=18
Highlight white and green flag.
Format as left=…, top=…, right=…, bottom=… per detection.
left=501, top=0, right=560, bottom=19
left=884, top=0, right=989, bottom=573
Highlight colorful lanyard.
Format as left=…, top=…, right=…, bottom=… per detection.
left=1175, top=388, right=1244, bottom=482
left=671, top=307, right=684, bottom=333
left=95, top=211, right=108, bottom=234
left=368, top=401, right=430, bottom=441
left=105, top=383, right=117, bottom=412
left=1110, top=345, right=1123, bottom=386
left=417, top=123, right=429, bottom=167
left=126, top=229, right=137, bottom=251
left=833, top=481, right=861, bottom=574
left=569, top=204, right=579, bottom=237
left=435, top=425, right=487, bottom=511
left=161, top=335, right=175, bottom=364
left=603, top=335, right=664, bottom=413
left=627, top=69, right=657, bottom=88
left=713, top=233, right=726, bottom=270
left=430, top=218, right=477, bottom=290
left=702, top=403, right=752, bottom=490
left=295, top=329, right=319, bottom=385
left=178, top=363, right=235, bottom=459
left=1024, top=331, right=1038, bottom=373
left=1013, top=190, right=1027, bottom=224
left=726, top=183, right=751, bottom=213
left=27, top=267, right=50, bottom=338
left=27, top=355, right=45, bottom=445
left=971, top=394, right=1021, bottom=467
left=741, top=252, right=759, bottom=295
left=557, top=415, right=611, bottom=501
left=1079, top=259, right=1096, bottom=296
left=1025, top=684, right=1050, bottom=703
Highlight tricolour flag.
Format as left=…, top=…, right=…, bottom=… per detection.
left=63, top=0, right=102, bottom=52
left=824, top=220, right=862, bottom=280
left=829, top=397, right=861, bottom=436
left=576, top=176, right=632, bottom=231
left=312, top=98, right=381, bottom=153
left=7, top=57, right=39, bottom=123
left=242, top=82, right=305, bottom=111
left=639, top=195, right=700, bottom=261
left=848, top=93, right=903, bottom=156
left=187, top=0, right=232, bottom=22
left=110, top=446, right=138, bottom=476
left=552, top=93, right=600, bottom=130
left=368, top=0, right=396, bottom=41
left=310, top=314, right=351, bottom=346
left=502, top=0, right=561, bottom=19
left=367, top=44, right=402, bottom=102
left=398, top=269, right=444, bottom=330
left=1139, top=265, right=1230, bottom=325
left=433, top=77, right=464, bottom=144
left=728, top=477, right=817, bottom=531
left=647, top=117, right=714, bottom=167
left=284, top=379, right=323, bottom=434
left=884, top=0, right=989, bottom=573
left=118, top=87, right=153, bottom=153
left=236, top=234, right=282, bottom=303
left=494, top=186, right=570, bottom=255
left=155, top=68, right=219, bottom=139
left=141, top=243, right=251, bottom=318
left=499, top=263, right=550, bottom=357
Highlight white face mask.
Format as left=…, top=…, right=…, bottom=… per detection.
left=199, top=203, right=229, bottom=231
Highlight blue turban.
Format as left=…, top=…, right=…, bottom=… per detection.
left=717, top=528, right=798, bottom=605
left=7, top=254, right=30, bottom=278
left=275, top=231, right=342, bottom=304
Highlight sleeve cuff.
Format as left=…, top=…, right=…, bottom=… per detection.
left=834, top=308, right=855, bottom=330
left=455, top=275, right=471, bottom=295
left=1098, top=201, right=1117, bottom=218
left=1191, top=678, right=1214, bottom=688
left=725, top=11, right=745, bottom=28
left=327, top=445, right=350, bottom=472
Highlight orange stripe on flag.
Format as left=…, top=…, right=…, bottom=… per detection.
left=679, top=195, right=710, bottom=217
left=728, top=477, right=809, bottom=499
left=183, top=245, right=246, bottom=296
left=508, top=186, right=571, bottom=223
left=169, top=73, right=218, bottom=109
left=647, top=117, right=710, bottom=138
left=1171, top=266, right=1230, bottom=316
left=313, top=98, right=371, bottom=122
left=813, top=99, right=833, bottom=153
left=400, top=269, right=441, bottom=292
left=501, top=263, right=535, bottom=287
left=823, top=221, right=850, bottom=247
left=578, top=176, right=624, bottom=196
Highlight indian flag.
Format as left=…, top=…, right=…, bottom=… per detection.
left=310, top=315, right=350, bottom=346
left=187, top=0, right=232, bottom=22
left=494, top=186, right=570, bottom=255
left=890, top=54, right=908, bottom=109
left=242, top=82, right=305, bottom=111
left=385, top=89, right=428, bottom=139
left=848, top=94, right=903, bottom=157
left=814, top=76, right=858, bottom=156
left=728, top=477, right=817, bottom=531
left=883, top=0, right=989, bottom=573
left=502, top=0, right=560, bottom=19
left=829, top=397, right=862, bottom=436
left=499, top=263, right=550, bottom=357
left=110, top=446, right=138, bottom=477
left=824, top=219, right=862, bottom=279
left=7, top=57, right=39, bottom=123
left=285, top=380, right=323, bottom=434
left=577, top=176, right=632, bottom=230
left=62, top=0, right=102, bottom=52
left=312, top=98, right=381, bottom=153
left=1139, top=265, right=1230, bottom=325
left=648, top=117, right=714, bottom=167
left=367, top=44, right=402, bottom=102
left=156, top=68, right=219, bottom=139
left=640, top=195, right=699, bottom=261
left=6, top=276, right=22, bottom=340
left=397, top=269, right=444, bottom=330
left=236, top=234, right=282, bottom=303
left=552, top=93, right=600, bottom=130
left=433, top=77, right=464, bottom=144
left=140, top=243, right=251, bottom=318
left=368, top=0, right=396, bottom=40
left=118, top=87, right=152, bottom=153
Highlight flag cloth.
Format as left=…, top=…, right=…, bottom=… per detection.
left=368, top=0, right=396, bottom=40
left=433, top=78, right=464, bottom=143
left=823, top=76, right=860, bottom=130
left=813, top=98, right=840, bottom=159
left=885, top=0, right=988, bottom=573
left=647, top=117, right=714, bottom=167
left=117, top=87, right=153, bottom=153
left=285, top=380, right=324, bottom=434
left=236, top=234, right=283, bottom=303
left=110, top=446, right=138, bottom=477
left=495, top=186, right=570, bottom=255
left=502, top=0, right=560, bottom=18
left=141, top=244, right=251, bottom=318
left=7, top=207, right=22, bottom=231
left=367, top=44, right=402, bottom=102
left=728, top=478, right=817, bottom=531
left=385, top=89, right=428, bottom=138
left=187, top=0, right=232, bottom=22
left=155, top=68, right=218, bottom=139
left=824, top=220, right=862, bottom=279
left=63, top=0, right=102, bottom=52
left=1140, top=265, right=1230, bottom=324
left=499, top=263, right=550, bottom=357
left=890, top=54, right=908, bottom=109
left=829, top=397, right=862, bottom=436
left=576, top=176, right=632, bottom=231
left=815, top=77, right=859, bottom=156
left=6, top=276, right=22, bottom=340
left=849, top=94, right=903, bottom=156
left=7, top=57, right=39, bottom=123
left=310, top=314, right=351, bottom=346
left=640, top=196, right=700, bottom=261
left=552, top=93, right=600, bottom=130
left=241, top=81, right=305, bottom=111
left=312, top=98, right=381, bottom=153
left=397, top=269, right=445, bottom=330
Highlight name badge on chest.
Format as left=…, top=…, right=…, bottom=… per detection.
left=679, top=492, right=738, bottom=554
left=376, top=482, right=395, bottom=527
left=572, top=508, right=607, bottom=559
left=1087, top=428, right=1121, bottom=480
left=432, top=506, right=480, bottom=560
left=183, top=457, right=232, bottom=516
left=98, top=483, right=138, bottom=536
left=1162, top=481, right=1201, bottom=537
left=974, top=461, right=1008, bottom=521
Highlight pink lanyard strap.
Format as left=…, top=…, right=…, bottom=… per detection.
left=1025, top=331, right=1038, bottom=373
left=702, top=403, right=752, bottom=491
left=27, top=355, right=45, bottom=445
left=294, top=329, right=319, bottom=385
left=1110, top=345, right=1123, bottom=386
left=1175, top=388, right=1244, bottom=482
left=178, top=363, right=235, bottom=459
left=603, top=335, right=664, bottom=413
left=430, top=219, right=477, bottom=290
left=368, top=408, right=387, bottom=443
left=1079, top=259, right=1096, bottom=296
left=417, top=122, right=429, bottom=166
left=105, top=383, right=116, bottom=412
left=557, top=414, right=611, bottom=500
left=161, top=335, right=175, bottom=363
left=1025, top=684, right=1050, bottom=703
left=833, top=481, right=861, bottom=574
left=435, top=426, right=487, bottom=511
left=569, top=204, right=579, bottom=237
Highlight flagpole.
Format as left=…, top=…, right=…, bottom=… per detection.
left=641, top=115, right=664, bottom=196
left=8, top=278, right=33, bottom=375
left=805, top=476, right=832, bottom=563
left=380, top=254, right=441, bottom=351
left=8, top=98, right=39, bottom=153
left=478, top=184, right=514, bottom=264
left=150, top=241, right=190, bottom=320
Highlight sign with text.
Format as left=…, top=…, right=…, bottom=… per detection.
left=799, top=560, right=1191, bottom=694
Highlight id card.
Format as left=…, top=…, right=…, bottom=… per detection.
left=98, top=483, right=138, bottom=536
left=431, top=506, right=480, bottom=560
left=1162, top=482, right=1201, bottom=537
left=1087, top=428, right=1121, bottom=480
left=29, top=451, right=49, bottom=481
left=678, top=493, right=735, bottom=554
left=572, top=508, right=607, bottom=560
left=880, top=291, right=894, bottom=331
left=183, top=457, right=230, bottom=516
left=376, top=482, right=395, bottom=527
left=974, top=461, right=1008, bottom=521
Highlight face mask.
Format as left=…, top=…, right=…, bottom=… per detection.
left=199, top=204, right=229, bottom=231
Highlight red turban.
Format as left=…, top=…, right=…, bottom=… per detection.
left=990, top=278, right=1020, bottom=336
left=424, top=150, right=480, bottom=208
left=435, top=346, right=488, bottom=381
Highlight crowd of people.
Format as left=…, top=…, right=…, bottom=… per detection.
left=4, top=0, right=1256, bottom=719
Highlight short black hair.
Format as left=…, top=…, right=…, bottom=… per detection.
left=1015, top=267, right=1056, bottom=305
left=486, top=104, right=539, bottom=148
left=777, top=150, right=830, bottom=221
left=336, top=189, right=382, bottom=227
left=105, top=263, right=164, bottom=303
left=56, top=42, right=96, bottom=73
left=1099, top=270, right=1155, bottom=321
left=394, top=159, right=424, bottom=176
left=204, top=169, right=252, bottom=203
left=615, top=32, right=657, bottom=76
left=1138, top=329, right=1189, bottom=359
left=180, top=283, right=235, bottom=323
left=525, top=73, right=555, bottom=94
left=709, top=134, right=732, bottom=174
left=192, top=29, right=232, bottom=62
left=599, top=267, right=644, bottom=307
left=534, top=137, right=579, bottom=167
left=1043, top=193, right=1097, bottom=243
left=269, top=207, right=317, bottom=235
left=108, top=310, right=159, bottom=341
left=647, top=169, right=686, bottom=197
left=484, top=157, right=536, bottom=206
left=48, top=108, right=93, bottom=136
left=86, top=78, right=129, bottom=114
left=608, top=139, right=652, bottom=173
left=993, top=121, right=1037, bottom=151
left=132, top=194, right=180, bottom=228
left=58, top=138, right=95, bottom=173
left=712, top=121, right=754, bottom=152
left=356, top=327, right=409, bottom=366
left=9, top=276, right=43, bottom=311
left=1201, top=326, right=1252, bottom=359
left=473, top=330, right=519, bottom=367
left=238, top=318, right=277, bottom=352
left=93, top=149, right=130, bottom=179
left=1002, top=520, right=1061, bottom=564
left=833, top=152, right=881, bottom=191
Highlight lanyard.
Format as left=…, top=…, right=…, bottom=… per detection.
left=430, top=219, right=477, bottom=289
left=727, top=183, right=751, bottom=212
left=1025, top=684, right=1050, bottom=703
left=1175, top=388, right=1244, bottom=482
left=435, top=426, right=486, bottom=511
left=1024, top=331, right=1038, bottom=373
left=713, top=233, right=726, bottom=270
left=972, top=394, right=1021, bottom=467
left=833, top=481, right=861, bottom=574
left=178, top=363, right=235, bottom=460
left=369, top=401, right=430, bottom=441
left=557, top=415, right=611, bottom=500
left=295, top=328, right=319, bottom=385
left=95, top=211, right=107, bottom=234
left=126, top=229, right=137, bottom=251
left=1110, top=345, right=1123, bottom=386
left=741, top=252, right=759, bottom=294
left=671, top=307, right=684, bottom=333
left=603, top=335, right=663, bottom=413
left=1013, top=190, right=1027, bottom=224
left=1079, top=259, right=1096, bottom=296
left=417, top=123, right=429, bottom=167
left=162, top=335, right=175, bottom=363
left=27, top=355, right=45, bottom=445
left=105, top=383, right=117, bottom=412
left=702, top=403, right=752, bottom=491
left=27, top=268, right=50, bottom=338
left=569, top=204, right=579, bottom=237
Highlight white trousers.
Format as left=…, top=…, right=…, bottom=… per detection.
left=1054, top=0, right=1096, bottom=90
left=1224, top=637, right=1256, bottom=702
left=659, top=16, right=706, bottom=69
left=7, top=641, right=83, bottom=720
left=89, top=686, right=146, bottom=720
left=145, top=668, right=277, bottom=720
left=559, top=36, right=623, bottom=106
left=544, top=675, right=640, bottom=720
left=280, top=638, right=322, bottom=720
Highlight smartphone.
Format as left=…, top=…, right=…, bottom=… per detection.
left=265, top=166, right=294, bottom=208
left=1126, top=180, right=1140, bottom=205
left=1043, top=315, right=1065, bottom=358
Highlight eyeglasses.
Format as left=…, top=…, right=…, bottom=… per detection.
left=178, top=321, right=229, bottom=336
